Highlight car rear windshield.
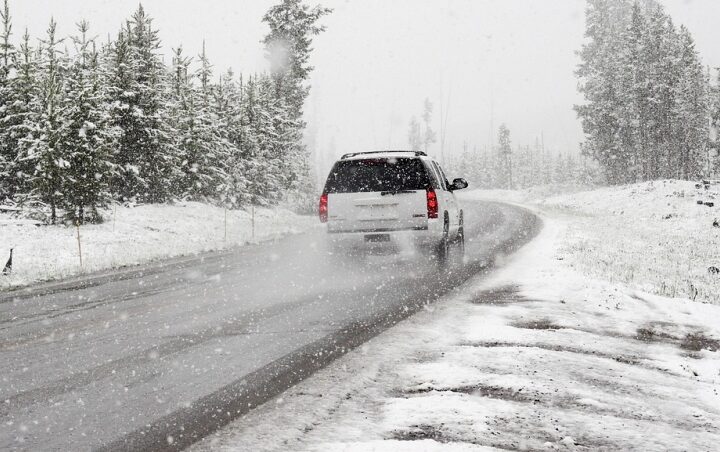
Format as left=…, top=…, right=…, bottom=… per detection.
left=324, top=158, right=431, bottom=193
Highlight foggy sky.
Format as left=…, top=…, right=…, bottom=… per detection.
left=11, top=0, right=720, bottom=176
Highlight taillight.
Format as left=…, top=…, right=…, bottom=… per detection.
left=426, top=189, right=438, bottom=219
left=319, top=193, right=328, bottom=223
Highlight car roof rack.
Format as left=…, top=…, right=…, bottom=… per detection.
left=340, top=150, right=427, bottom=159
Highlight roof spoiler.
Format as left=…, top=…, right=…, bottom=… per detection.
left=341, top=150, right=427, bottom=160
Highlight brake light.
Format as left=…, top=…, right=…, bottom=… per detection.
left=426, top=189, right=438, bottom=219
left=319, top=193, right=328, bottom=223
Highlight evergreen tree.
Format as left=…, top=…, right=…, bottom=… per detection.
left=262, top=0, right=331, bottom=122
left=20, top=18, right=67, bottom=223
left=408, top=116, right=422, bottom=152
left=0, top=0, right=15, bottom=200
left=60, top=21, right=119, bottom=223
left=497, top=124, right=512, bottom=189
left=0, top=1, right=333, bottom=215
left=673, top=26, right=709, bottom=179
left=108, top=6, right=178, bottom=203
left=576, top=0, right=711, bottom=183
left=214, top=70, right=250, bottom=208
left=4, top=29, right=36, bottom=201
left=262, top=0, right=331, bottom=208
left=422, top=98, right=436, bottom=154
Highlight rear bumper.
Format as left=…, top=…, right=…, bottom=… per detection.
left=327, top=225, right=427, bottom=234
left=325, top=222, right=442, bottom=248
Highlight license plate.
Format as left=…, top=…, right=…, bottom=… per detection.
left=365, top=234, right=390, bottom=242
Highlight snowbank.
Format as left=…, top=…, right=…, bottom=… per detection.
left=0, top=202, right=317, bottom=290
left=465, top=180, right=720, bottom=304
left=538, top=180, right=720, bottom=304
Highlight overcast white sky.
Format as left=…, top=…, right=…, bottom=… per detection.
left=11, top=0, right=720, bottom=174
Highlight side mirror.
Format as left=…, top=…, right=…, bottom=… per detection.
left=450, top=178, right=468, bottom=191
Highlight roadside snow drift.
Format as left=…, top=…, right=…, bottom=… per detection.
left=0, top=203, right=315, bottom=290
left=468, top=180, right=720, bottom=305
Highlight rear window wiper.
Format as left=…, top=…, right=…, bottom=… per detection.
left=380, top=190, right=415, bottom=196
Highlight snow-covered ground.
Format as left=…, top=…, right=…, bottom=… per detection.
left=470, top=180, right=720, bottom=305
left=0, top=202, right=316, bottom=290
left=189, top=181, right=720, bottom=452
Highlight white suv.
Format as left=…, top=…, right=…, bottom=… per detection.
left=318, top=150, right=468, bottom=260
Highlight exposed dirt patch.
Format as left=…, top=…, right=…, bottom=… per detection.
left=402, top=383, right=536, bottom=403
left=681, top=332, right=720, bottom=352
left=635, top=324, right=720, bottom=353
left=390, top=424, right=520, bottom=450
left=512, top=318, right=562, bottom=330
left=458, top=341, right=642, bottom=366
left=488, top=416, right=640, bottom=452
left=635, top=326, right=677, bottom=344
left=470, top=285, right=533, bottom=306
left=390, top=424, right=450, bottom=442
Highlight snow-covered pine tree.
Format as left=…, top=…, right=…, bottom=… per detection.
left=3, top=29, right=35, bottom=203
left=108, top=6, right=178, bottom=203
left=564, top=153, right=579, bottom=185
left=168, top=43, right=229, bottom=201
left=408, top=116, right=422, bottom=152
left=192, top=42, right=231, bottom=200
left=0, top=0, right=15, bottom=201
left=21, top=18, right=68, bottom=223
left=213, top=69, right=250, bottom=208
left=516, top=145, right=529, bottom=189
left=552, top=152, right=566, bottom=185
left=262, top=0, right=331, bottom=209
left=60, top=21, right=119, bottom=223
left=261, top=73, right=310, bottom=207
left=646, top=6, right=678, bottom=179
left=167, top=46, right=194, bottom=196
left=497, top=124, right=512, bottom=189
left=576, top=0, right=632, bottom=184
left=576, top=0, right=711, bottom=183
left=262, top=0, right=331, bottom=123
left=236, top=74, right=267, bottom=205
left=711, top=72, right=720, bottom=177
left=617, top=3, right=649, bottom=182
left=672, top=26, right=709, bottom=180
left=245, top=73, right=285, bottom=206
left=422, top=98, right=436, bottom=154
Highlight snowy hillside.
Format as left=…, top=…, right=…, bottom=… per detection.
left=0, top=203, right=316, bottom=290
left=467, top=180, right=720, bottom=305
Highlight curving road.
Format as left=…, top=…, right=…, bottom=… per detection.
left=0, top=200, right=539, bottom=451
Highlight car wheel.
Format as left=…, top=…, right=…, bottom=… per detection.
left=435, top=215, right=450, bottom=264
left=457, top=211, right=465, bottom=255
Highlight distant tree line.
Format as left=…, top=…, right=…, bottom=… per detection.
left=447, top=124, right=601, bottom=190
left=0, top=0, right=330, bottom=224
left=576, top=0, right=717, bottom=184
left=408, top=98, right=437, bottom=154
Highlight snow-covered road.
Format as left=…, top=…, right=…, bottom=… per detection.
left=0, top=200, right=539, bottom=451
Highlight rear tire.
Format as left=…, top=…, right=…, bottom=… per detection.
left=456, top=211, right=465, bottom=258
left=435, top=215, right=450, bottom=264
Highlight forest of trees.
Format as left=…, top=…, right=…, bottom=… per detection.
left=0, top=0, right=330, bottom=224
left=446, top=125, right=600, bottom=190
left=576, top=0, right=717, bottom=184
left=450, top=0, right=719, bottom=190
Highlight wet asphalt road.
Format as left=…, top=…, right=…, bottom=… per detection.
left=0, top=200, right=539, bottom=451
